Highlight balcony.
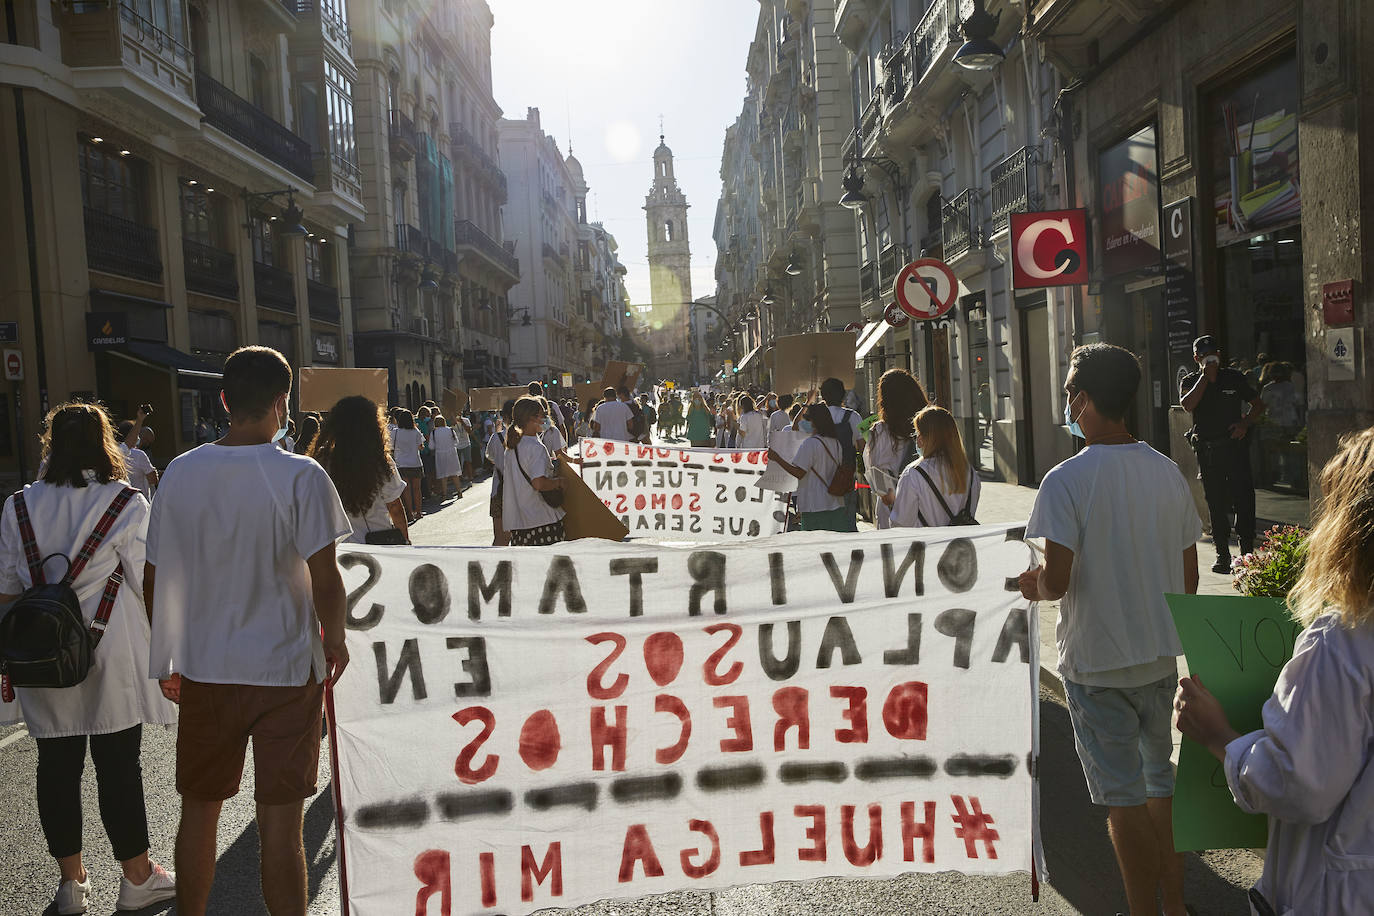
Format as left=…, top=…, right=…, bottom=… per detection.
left=878, top=243, right=907, bottom=291
left=394, top=222, right=412, bottom=253
left=990, top=146, right=1036, bottom=234
left=253, top=261, right=296, bottom=313
left=307, top=278, right=340, bottom=323
left=541, top=241, right=561, bottom=265
left=84, top=208, right=162, bottom=283
left=797, top=177, right=823, bottom=232
left=196, top=71, right=314, bottom=182
left=406, top=224, right=429, bottom=261
left=183, top=240, right=238, bottom=299
left=907, top=0, right=953, bottom=86
left=941, top=188, right=979, bottom=261
left=455, top=220, right=520, bottom=282
left=859, top=259, right=878, bottom=304
left=58, top=2, right=197, bottom=122
left=389, top=110, right=417, bottom=162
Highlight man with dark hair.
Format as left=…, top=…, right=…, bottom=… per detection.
left=591, top=386, right=632, bottom=440
left=146, top=346, right=352, bottom=916
left=1180, top=335, right=1265, bottom=573
left=769, top=393, right=794, bottom=435
left=819, top=377, right=860, bottom=531
left=526, top=381, right=543, bottom=398
left=1020, top=343, right=1200, bottom=916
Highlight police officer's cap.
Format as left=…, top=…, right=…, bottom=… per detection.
left=1192, top=335, right=1219, bottom=355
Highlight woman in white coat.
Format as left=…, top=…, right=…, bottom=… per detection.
left=0, top=403, right=176, bottom=914
left=427, top=415, right=464, bottom=500
left=889, top=406, right=981, bottom=528
left=1176, top=426, right=1374, bottom=916
left=863, top=368, right=929, bottom=528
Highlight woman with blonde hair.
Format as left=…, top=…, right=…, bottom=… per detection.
left=864, top=368, right=930, bottom=528
left=1175, top=426, right=1374, bottom=915
left=889, top=405, right=980, bottom=527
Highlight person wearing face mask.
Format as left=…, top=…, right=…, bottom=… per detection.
left=1180, top=335, right=1266, bottom=573
left=1018, top=344, right=1202, bottom=916
left=144, top=346, right=351, bottom=916
left=766, top=404, right=848, bottom=532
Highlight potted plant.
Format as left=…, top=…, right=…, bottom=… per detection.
left=1232, top=524, right=1309, bottom=598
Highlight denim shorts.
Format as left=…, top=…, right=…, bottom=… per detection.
left=1063, top=674, right=1176, bottom=807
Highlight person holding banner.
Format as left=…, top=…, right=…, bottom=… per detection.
left=311, top=396, right=409, bottom=545
left=502, top=396, right=566, bottom=546
left=1019, top=344, right=1200, bottom=916
left=1175, top=426, right=1374, bottom=916
left=767, top=404, right=849, bottom=532
left=865, top=369, right=929, bottom=528
left=390, top=409, right=425, bottom=523
left=889, top=406, right=980, bottom=528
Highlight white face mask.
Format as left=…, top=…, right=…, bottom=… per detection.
left=271, top=401, right=289, bottom=443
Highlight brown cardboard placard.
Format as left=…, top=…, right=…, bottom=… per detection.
left=298, top=367, right=389, bottom=412
left=441, top=387, right=468, bottom=420
left=770, top=333, right=856, bottom=396
left=572, top=382, right=605, bottom=411
left=559, top=461, right=629, bottom=542
left=599, top=360, right=643, bottom=393
left=468, top=386, right=529, bottom=412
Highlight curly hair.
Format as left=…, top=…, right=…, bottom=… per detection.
left=309, top=396, right=395, bottom=516
left=40, top=402, right=126, bottom=488
left=876, top=368, right=929, bottom=441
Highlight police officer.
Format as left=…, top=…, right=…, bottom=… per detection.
left=1180, top=336, right=1266, bottom=573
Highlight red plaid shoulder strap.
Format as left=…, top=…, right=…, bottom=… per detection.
left=62, top=487, right=137, bottom=587
left=12, top=491, right=44, bottom=585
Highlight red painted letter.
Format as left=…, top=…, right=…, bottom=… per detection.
left=680, top=819, right=721, bottom=879
left=654, top=694, right=691, bottom=764
left=882, top=681, right=929, bottom=740
left=901, top=800, right=937, bottom=863
left=452, top=707, right=498, bottom=784
left=590, top=705, right=628, bottom=771
left=413, top=849, right=451, bottom=916
left=714, top=695, right=754, bottom=752
left=772, top=686, right=810, bottom=751
left=739, top=812, right=776, bottom=866
left=841, top=804, right=883, bottom=866
left=831, top=685, right=869, bottom=743
left=619, top=824, right=666, bottom=882
left=520, top=843, right=563, bottom=902
left=702, top=623, right=743, bottom=685
left=586, top=632, right=629, bottom=700
left=478, top=851, right=496, bottom=908
left=795, top=805, right=827, bottom=862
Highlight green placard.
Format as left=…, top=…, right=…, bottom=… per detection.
left=1166, top=593, right=1302, bottom=851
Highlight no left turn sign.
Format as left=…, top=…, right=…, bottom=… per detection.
left=894, top=258, right=959, bottom=320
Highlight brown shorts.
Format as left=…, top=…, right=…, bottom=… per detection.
left=176, top=676, right=325, bottom=805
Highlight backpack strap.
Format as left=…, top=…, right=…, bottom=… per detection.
left=62, top=487, right=137, bottom=587
left=913, top=464, right=958, bottom=524
left=12, top=492, right=45, bottom=586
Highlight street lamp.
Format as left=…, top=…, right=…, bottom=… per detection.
left=784, top=252, right=802, bottom=276
left=244, top=187, right=307, bottom=236
left=839, top=165, right=867, bottom=211
left=953, top=0, right=1004, bottom=71
left=509, top=308, right=533, bottom=327
left=761, top=285, right=776, bottom=306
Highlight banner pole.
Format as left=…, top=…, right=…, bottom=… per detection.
left=324, top=682, right=351, bottom=914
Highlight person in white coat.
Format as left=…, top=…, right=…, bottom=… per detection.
left=735, top=396, right=770, bottom=449
left=427, top=415, right=465, bottom=500
left=1176, top=425, right=1374, bottom=916
left=863, top=368, right=929, bottom=528
left=889, top=405, right=981, bottom=528
left=0, top=403, right=176, bottom=914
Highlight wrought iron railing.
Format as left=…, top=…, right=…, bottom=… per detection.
left=990, top=146, right=1034, bottom=233
left=253, top=261, right=296, bottom=313
left=394, top=222, right=411, bottom=252
left=878, top=243, right=907, bottom=289
left=389, top=110, right=416, bottom=157
left=859, top=259, right=878, bottom=303
left=942, top=188, right=978, bottom=259
left=196, top=70, right=314, bottom=181
left=455, top=220, right=519, bottom=276
left=183, top=239, right=237, bottom=299
left=406, top=223, right=428, bottom=261
left=84, top=208, right=162, bottom=282
left=307, top=278, right=340, bottom=323
left=118, top=2, right=191, bottom=67
left=907, top=0, right=952, bottom=85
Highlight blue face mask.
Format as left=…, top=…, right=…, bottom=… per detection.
left=541, top=416, right=552, bottom=433
left=798, top=419, right=814, bottom=434
left=270, top=402, right=288, bottom=443
left=1064, top=393, right=1084, bottom=440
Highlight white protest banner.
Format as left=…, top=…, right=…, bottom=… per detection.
left=330, top=528, right=1041, bottom=916
left=579, top=438, right=788, bottom=539
left=757, top=429, right=809, bottom=493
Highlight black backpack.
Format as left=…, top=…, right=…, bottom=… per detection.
left=627, top=402, right=647, bottom=438
left=913, top=465, right=979, bottom=526
left=0, top=487, right=136, bottom=696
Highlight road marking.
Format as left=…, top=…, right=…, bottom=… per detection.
left=0, top=727, right=30, bottom=750
left=460, top=498, right=487, bottom=513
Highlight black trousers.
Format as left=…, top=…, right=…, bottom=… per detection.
left=1197, top=437, right=1256, bottom=557
left=35, top=724, right=150, bottom=861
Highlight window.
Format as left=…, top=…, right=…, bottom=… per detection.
left=663, top=220, right=674, bottom=242
left=80, top=141, right=143, bottom=221
left=325, top=59, right=358, bottom=174
left=248, top=54, right=271, bottom=115
left=305, top=237, right=328, bottom=283
left=250, top=215, right=275, bottom=266
left=179, top=184, right=215, bottom=245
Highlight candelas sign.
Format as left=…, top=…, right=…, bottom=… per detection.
left=1009, top=209, right=1090, bottom=289
left=330, top=528, right=1041, bottom=915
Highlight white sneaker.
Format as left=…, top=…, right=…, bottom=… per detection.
left=116, top=862, right=176, bottom=911
left=55, top=875, right=91, bottom=915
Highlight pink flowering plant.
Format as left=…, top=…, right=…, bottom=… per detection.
left=1232, top=524, right=1309, bottom=598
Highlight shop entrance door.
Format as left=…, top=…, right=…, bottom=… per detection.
left=1124, top=283, right=1172, bottom=455
left=1017, top=295, right=1056, bottom=484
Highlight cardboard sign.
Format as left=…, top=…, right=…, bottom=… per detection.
left=771, top=334, right=856, bottom=397
left=600, top=361, right=643, bottom=393
left=442, top=387, right=469, bottom=420
left=298, top=367, right=388, bottom=412
left=573, top=382, right=605, bottom=412
left=330, top=528, right=1041, bottom=915
left=560, top=461, right=630, bottom=542
left=1166, top=594, right=1299, bottom=851
left=470, top=386, right=531, bottom=412
left=756, top=429, right=809, bottom=494
left=580, top=439, right=788, bottom=539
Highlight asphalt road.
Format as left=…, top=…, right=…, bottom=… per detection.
left=0, top=453, right=1262, bottom=915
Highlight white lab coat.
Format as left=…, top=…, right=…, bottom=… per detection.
left=1224, top=612, right=1374, bottom=915
left=0, top=478, right=175, bottom=737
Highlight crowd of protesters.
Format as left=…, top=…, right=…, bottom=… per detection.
left=1, top=340, right=1370, bottom=916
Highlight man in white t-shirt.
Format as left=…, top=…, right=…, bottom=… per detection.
left=768, top=393, right=794, bottom=435
left=146, top=346, right=351, bottom=916
left=1020, top=344, right=1201, bottom=916
left=117, top=422, right=159, bottom=500
left=591, top=387, right=634, bottom=441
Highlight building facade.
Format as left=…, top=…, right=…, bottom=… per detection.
left=0, top=0, right=362, bottom=477
left=349, top=0, right=517, bottom=409
left=642, top=136, right=693, bottom=384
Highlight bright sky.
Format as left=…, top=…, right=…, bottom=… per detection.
left=489, top=0, right=760, bottom=305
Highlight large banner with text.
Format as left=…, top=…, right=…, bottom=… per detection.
left=330, top=528, right=1040, bottom=915
left=579, top=439, right=789, bottom=539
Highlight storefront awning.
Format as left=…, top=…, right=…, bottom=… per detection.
left=735, top=345, right=762, bottom=372
left=855, top=322, right=891, bottom=362
left=114, top=340, right=223, bottom=389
